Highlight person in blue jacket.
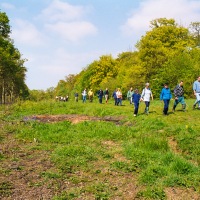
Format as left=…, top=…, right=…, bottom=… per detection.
left=132, top=89, right=141, bottom=116
left=160, top=83, right=172, bottom=115
left=112, top=88, right=118, bottom=105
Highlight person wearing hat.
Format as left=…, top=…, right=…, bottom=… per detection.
left=140, top=83, right=153, bottom=114
left=160, top=83, right=172, bottom=115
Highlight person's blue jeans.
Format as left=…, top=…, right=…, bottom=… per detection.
left=82, top=96, right=86, bottom=103
left=173, top=96, right=186, bottom=110
left=117, top=98, right=122, bottom=106
left=144, top=101, right=150, bottom=113
left=194, top=93, right=200, bottom=107
left=134, top=102, right=139, bottom=115
left=99, top=97, right=103, bottom=103
left=163, top=99, right=170, bottom=115
left=114, top=98, right=117, bottom=105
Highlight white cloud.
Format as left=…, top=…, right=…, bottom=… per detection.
left=11, top=19, right=45, bottom=46
left=121, top=0, right=200, bottom=38
left=45, top=21, right=97, bottom=42
left=40, top=0, right=97, bottom=42
left=1, top=2, right=15, bottom=10
left=40, top=0, right=86, bottom=22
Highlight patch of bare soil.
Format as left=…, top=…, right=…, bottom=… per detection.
left=23, top=114, right=124, bottom=125
left=165, top=187, right=200, bottom=200
left=0, top=133, right=64, bottom=200
left=168, top=137, right=181, bottom=155
left=0, top=133, right=140, bottom=199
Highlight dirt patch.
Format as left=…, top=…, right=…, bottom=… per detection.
left=0, top=132, right=140, bottom=200
left=168, top=137, right=181, bottom=155
left=0, top=133, right=63, bottom=200
left=102, top=140, right=128, bottom=162
left=23, top=114, right=124, bottom=125
left=165, top=187, right=200, bottom=200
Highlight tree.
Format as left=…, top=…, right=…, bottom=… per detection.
left=0, top=11, right=28, bottom=103
left=75, top=55, right=118, bottom=93
left=136, top=18, right=195, bottom=97
left=0, top=11, right=10, bottom=38
left=189, top=22, right=200, bottom=47
left=115, top=51, right=145, bottom=93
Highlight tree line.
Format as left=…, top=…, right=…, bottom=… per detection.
left=0, top=11, right=29, bottom=104
left=1, top=10, right=200, bottom=102
left=54, top=18, right=200, bottom=100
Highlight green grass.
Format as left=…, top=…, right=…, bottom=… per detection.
left=0, top=182, right=13, bottom=197
left=0, top=98, right=200, bottom=199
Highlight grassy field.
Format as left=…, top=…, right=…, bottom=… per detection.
left=0, top=98, right=200, bottom=199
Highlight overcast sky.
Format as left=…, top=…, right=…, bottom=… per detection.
left=1, top=0, right=200, bottom=90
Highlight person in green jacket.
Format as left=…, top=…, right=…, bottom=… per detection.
left=127, top=87, right=134, bottom=104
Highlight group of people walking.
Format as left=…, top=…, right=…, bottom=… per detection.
left=130, top=77, right=200, bottom=117
left=80, top=88, right=110, bottom=104
left=77, top=76, right=200, bottom=117
left=128, top=83, right=154, bottom=116
left=129, top=81, right=186, bottom=117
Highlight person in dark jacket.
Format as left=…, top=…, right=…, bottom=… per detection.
left=98, top=89, right=104, bottom=104
left=112, top=88, right=118, bottom=105
left=132, top=89, right=141, bottom=116
left=172, top=81, right=186, bottom=112
left=160, top=83, right=172, bottom=115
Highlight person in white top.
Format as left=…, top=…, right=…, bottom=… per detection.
left=82, top=89, right=87, bottom=103
left=140, top=83, right=153, bottom=114
left=116, top=88, right=122, bottom=106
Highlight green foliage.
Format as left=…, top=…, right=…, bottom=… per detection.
left=28, top=90, right=50, bottom=101
left=75, top=55, right=118, bottom=93
left=0, top=182, right=13, bottom=197
left=0, top=11, right=29, bottom=103
left=137, top=186, right=166, bottom=200
left=52, top=18, right=200, bottom=100
left=136, top=18, right=194, bottom=84
left=189, top=22, right=200, bottom=46
left=0, top=11, right=10, bottom=37
left=115, top=51, right=145, bottom=93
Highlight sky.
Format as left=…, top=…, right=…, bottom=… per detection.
left=1, top=0, right=200, bottom=90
